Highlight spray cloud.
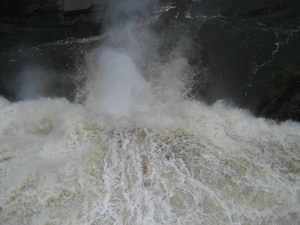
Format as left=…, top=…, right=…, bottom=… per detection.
left=89, top=0, right=189, bottom=118
left=14, top=65, right=52, bottom=101
left=93, top=48, right=153, bottom=118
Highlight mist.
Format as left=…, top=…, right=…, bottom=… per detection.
left=88, top=0, right=189, bottom=118
left=104, top=0, right=159, bottom=28
left=14, top=65, right=52, bottom=101
left=91, top=48, right=154, bottom=118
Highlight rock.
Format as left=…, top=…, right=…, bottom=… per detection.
left=157, top=0, right=300, bottom=109
left=0, top=0, right=103, bottom=102
left=291, top=92, right=300, bottom=105
left=255, top=59, right=300, bottom=122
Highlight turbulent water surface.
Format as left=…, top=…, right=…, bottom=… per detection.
left=1, top=94, right=300, bottom=225
left=1, top=0, right=300, bottom=225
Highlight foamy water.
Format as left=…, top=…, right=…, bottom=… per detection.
left=1, top=94, right=299, bottom=225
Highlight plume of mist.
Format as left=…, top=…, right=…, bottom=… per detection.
left=89, top=0, right=190, bottom=118
left=101, top=0, right=160, bottom=64
left=0, top=96, right=10, bottom=108
left=14, top=66, right=52, bottom=101
left=92, top=48, right=153, bottom=118
left=104, top=0, right=159, bottom=29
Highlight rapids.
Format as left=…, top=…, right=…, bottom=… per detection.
left=0, top=95, right=300, bottom=224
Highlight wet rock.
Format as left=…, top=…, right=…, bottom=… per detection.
left=157, top=0, right=300, bottom=108
left=0, top=0, right=103, bottom=102
left=255, top=59, right=300, bottom=122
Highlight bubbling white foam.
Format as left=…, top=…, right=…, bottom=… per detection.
left=0, top=98, right=300, bottom=225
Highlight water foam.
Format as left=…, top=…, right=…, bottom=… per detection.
left=0, top=97, right=299, bottom=225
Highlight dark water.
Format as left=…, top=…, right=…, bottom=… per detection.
left=1, top=0, right=300, bottom=106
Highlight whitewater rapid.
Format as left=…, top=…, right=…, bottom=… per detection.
left=1, top=1, right=300, bottom=223
left=0, top=95, right=299, bottom=225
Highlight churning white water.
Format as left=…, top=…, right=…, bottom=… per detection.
left=1, top=86, right=300, bottom=224
left=1, top=1, right=300, bottom=224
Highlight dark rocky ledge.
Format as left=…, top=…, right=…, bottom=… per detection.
left=255, top=59, right=300, bottom=122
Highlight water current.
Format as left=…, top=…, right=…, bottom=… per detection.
left=1, top=1, right=300, bottom=225
left=1, top=89, right=300, bottom=224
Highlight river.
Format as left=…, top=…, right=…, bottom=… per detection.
left=0, top=0, right=300, bottom=224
